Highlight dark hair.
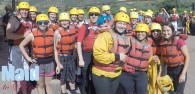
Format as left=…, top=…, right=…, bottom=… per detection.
left=162, top=22, right=175, bottom=34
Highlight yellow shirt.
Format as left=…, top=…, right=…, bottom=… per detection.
left=92, top=32, right=122, bottom=78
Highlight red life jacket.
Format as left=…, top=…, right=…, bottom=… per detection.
left=49, top=23, right=60, bottom=31
left=32, top=28, right=54, bottom=58
left=126, top=24, right=134, bottom=36
left=171, top=14, right=178, bottom=21
left=13, top=14, right=32, bottom=45
left=94, top=30, right=130, bottom=73
left=57, top=27, right=77, bottom=54
left=160, top=36, right=185, bottom=67
left=123, top=36, right=152, bottom=73
left=82, top=23, right=100, bottom=52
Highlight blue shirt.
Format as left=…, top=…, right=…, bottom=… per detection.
left=97, top=14, right=112, bottom=26
left=139, top=15, right=143, bottom=22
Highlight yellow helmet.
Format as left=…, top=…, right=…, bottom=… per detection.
left=114, top=12, right=129, bottom=23
left=48, top=7, right=58, bottom=14
left=145, top=12, right=153, bottom=18
left=59, top=12, right=70, bottom=21
left=88, top=7, right=100, bottom=14
left=173, top=8, right=176, bottom=12
left=158, top=75, right=174, bottom=93
left=184, top=10, right=187, bottom=13
left=36, top=14, right=49, bottom=22
left=130, top=12, right=139, bottom=19
left=133, top=8, right=136, bottom=11
left=135, top=23, right=149, bottom=33
left=70, top=8, right=78, bottom=15
left=190, top=11, right=193, bottom=14
left=18, top=2, right=30, bottom=10
left=29, top=6, right=37, bottom=12
left=150, top=23, right=162, bottom=31
left=119, top=7, right=127, bottom=13
left=102, top=5, right=110, bottom=11
left=130, top=9, right=134, bottom=12
left=78, top=9, right=85, bottom=15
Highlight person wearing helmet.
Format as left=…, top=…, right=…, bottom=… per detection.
left=77, top=9, right=88, bottom=28
left=169, top=8, right=180, bottom=32
left=69, top=8, right=78, bottom=27
left=190, top=14, right=195, bottom=35
left=54, top=12, right=78, bottom=94
left=157, top=22, right=190, bottom=94
left=97, top=5, right=113, bottom=26
left=181, top=11, right=189, bottom=35
left=92, top=12, right=129, bottom=94
left=157, top=8, right=170, bottom=23
left=119, top=7, right=127, bottom=13
left=29, top=6, right=38, bottom=26
left=6, top=2, right=32, bottom=94
left=144, top=11, right=153, bottom=26
left=138, top=10, right=144, bottom=23
left=120, top=23, right=154, bottom=94
left=48, top=6, right=59, bottom=31
left=77, top=6, right=101, bottom=94
left=130, top=12, right=139, bottom=31
left=19, top=14, right=55, bottom=94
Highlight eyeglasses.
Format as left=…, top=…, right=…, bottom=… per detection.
left=151, top=30, right=161, bottom=33
left=37, top=21, right=49, bottom=25
left=89, top=13, right=99, bottom=16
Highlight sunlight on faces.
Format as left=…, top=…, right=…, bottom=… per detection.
left=144, top=16, right=152, bottom=24
left=78, top=14, right=84, bottom=21
left=70, top=14, right=77, bottom=22
left=151, top=30, right=161, bottom=39
left=131, top=18, right=138, bottom=25
left=60, top=20, right=70, bottom=28
left=89, top=13, right=99, bottom=23
left=19, top=9, right=29, bottom=18
left=29, top=12, right=37, bottom=21
left=162, top=25, right=173, bottom=39
left=115, top=21, right=127, bottom=33
left=49, top=12, right=57, bottom=21
left=136, top=31, right=147, bottom=41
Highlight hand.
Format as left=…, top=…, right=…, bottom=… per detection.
left=79, top=59, right=85, bottom=67
left=119, top=53, right=126, bottom=62
left=27, top=57, right=37, bottom=63
left=153, top=55, right=159, bottom=62
left=157, top=75, right=161, bottom=82
left=59, top=63, right=63, bottom=69
left=56, top=65, right=61, bottom=74
left=23, top=31, right=31, bottom=38
left=179, top=73, right=186, bottom=83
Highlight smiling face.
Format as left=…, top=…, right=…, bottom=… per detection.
left=29, top=12, right=37, bottom=21
left=115, top=21, right=127, bottom=33
left=19, top=9, right=29, bottom=18
left=70, top=14, right=77, bottom=22
left=144, top=16, right=152, bottom=24
left=60, top=20, right=70, bottom=28
left=89, top=13, right=99, bottom=23
left=151, top=30, right=161, bottom=39
left=37, top=21, right=48, bottom=31
left=136, top=31, right=147, bottom=41
left=131, top=18, right=138, bottom=25
left=78, top=14, right=84, bottom=21
left=49, top=12, right=57, bottom=21
left=162, top=25, right=173, bottom=39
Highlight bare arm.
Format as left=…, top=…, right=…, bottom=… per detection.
left=19, top=32, right=34, bottom=62
left=180, top=45, right=190, bottom=75
left=54, top=30, right=61, bottom=65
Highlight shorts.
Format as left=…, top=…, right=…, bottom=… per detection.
left=59, top=55, right=77, bottom=84
left=8, top=46, right=29, bottom=70
left=30, top=61, right=55, bottom=77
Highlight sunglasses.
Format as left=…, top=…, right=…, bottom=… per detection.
left=151, top=30, right=161, bottom=32
left=37, top=21, right=49, bottom=25
left=89, top=13, right=99, bottom=16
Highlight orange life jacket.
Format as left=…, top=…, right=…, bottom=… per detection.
left=13, top=14, right=32, bottom=45
left=57, top=27, right=77, bottom=54
left=94, top=30, right=130, bottom=73
left=151, top=37, right=161, bottom=56
left=82, top=23, right=100, bottom=52
left=126, top=24, right=134, bottom=36
left=123, top=36, right=152, bottom=73
left=49, top=23, right=60, bottom=31
left=160, top=36, right=185, bottom=67
left=32, top=28, right=54, bottom=58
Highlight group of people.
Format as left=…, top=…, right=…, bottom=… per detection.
left=3, top=1, right=192, bottom=94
